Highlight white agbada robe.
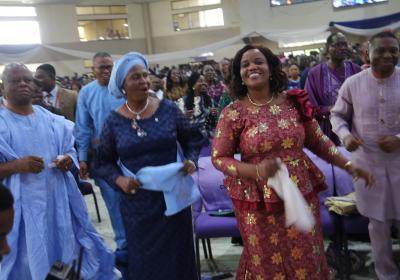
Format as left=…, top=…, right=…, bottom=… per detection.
left=0, top=106, right=115, bottom=280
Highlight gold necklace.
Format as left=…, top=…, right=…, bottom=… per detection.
left=247, top=93, right=273, bottom=107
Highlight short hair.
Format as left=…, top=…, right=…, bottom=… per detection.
left=36, top=64, right=56, bottom=80
left=369, top=31, right=399, bottom=48
left=0, top=184, right=13, bottom=211
left=326, top=32, right=346, bottom=47
left=92, top=52, right=112, bottom=62
left=2, top=63, right=29, bottom=83
left=230, top=45, right=287, bottom=98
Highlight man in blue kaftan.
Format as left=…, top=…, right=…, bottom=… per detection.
left=0, top=63, right=115, bottom=280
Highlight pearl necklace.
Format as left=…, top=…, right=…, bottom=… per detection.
left=247, top=93, right=273, bottom=107
left=125, top=98, right=149, bottom=120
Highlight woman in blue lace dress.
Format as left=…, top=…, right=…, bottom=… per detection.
left=95, top=52, right=205, bottom=280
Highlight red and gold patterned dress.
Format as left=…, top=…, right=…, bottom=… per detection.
left=212, top=90, right=340, bottom=280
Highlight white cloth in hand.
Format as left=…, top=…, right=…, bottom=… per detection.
left=268, top=160, right=315, bottom=233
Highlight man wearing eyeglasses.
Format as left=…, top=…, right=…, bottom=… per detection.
left=75, top=52, right=126, bottom=252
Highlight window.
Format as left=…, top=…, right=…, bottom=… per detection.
left=173, top=8, right=224, bottom=31
left=76, top=5, right=129, bottom=41
left=270, top=0, right=321, bottom=7
left=76, top=5, right=127, bottom=15
left=0, top=6, right=41, bottom=44
left=171, top=0, right=221, bottom=10
left=78, top=19, right=129, bottom=41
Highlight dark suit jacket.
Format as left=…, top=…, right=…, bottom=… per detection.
left=58, top=87, right=78, bottom=122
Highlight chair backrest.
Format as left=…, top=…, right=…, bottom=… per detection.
left=194, top=156, right=234, bottom=212
left=304, top=147, right=355, bottom=199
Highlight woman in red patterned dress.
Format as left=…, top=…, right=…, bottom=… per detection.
left=211, top=45, right=374, bottom=280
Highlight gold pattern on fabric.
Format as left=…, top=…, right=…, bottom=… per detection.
left=258, top=122, right=269, bottom=133
left=273, top=273, right=285, bottom=280
left=245, top=270, right=252, bottom=280
left=247, top=106, right=260, bottom=114
left=303, top=160, right=310, bottom=169
left=270, top=232, right=279, bottom=246
left=289, top=159, right=300, bottom=167
left=313, top=245, right=320, bottom=255
left=322, top=135, right=329, bottom=142
left=267, top=215, right=276, bottom=225
left=214, top=159, right=222, bottom=168
left=256, top=275, right=265, bottom=280
left=283, top=155, right=292, bottom=162
left=248, top=234, right=259, bottom=246
left=329, top=146, right=339, bottom=155
left=260, top=140, right=273, bottom=152
left=212, top=148, right=218, bottom=157
left=291, top=247, right=303, bottom=260
left=290, top=175, right=299, bottom=186
left=310, top=227, right=316, bottom=236
left=281, top=138, right=294, bottom=149
left=245, top=213, right=257, bottom=225
left=244, top=188, right=251, bottom=200
left=315, top=126, right=323, bottom=136
left=287, top=227, right=299, bottom=239
left=247, top=126, right=259, bottom=138
left=263, top=185, right=272, bottom=199
left=227, top=109, right=240, bottom=121
left=295, top=268, right=307, bottom=280
left=252, top=254, right=261, bottom=266
left=271, top=252, right=283, bottom=265
left=249, top=145, right=258, bottom=154
left=215, top=129, right=222, bottom=138
left=309, top=203, right=316, bottom=215
left=227, top=164, right=237, bottom=175
left=269, top=104, right=282, bottom=115
left=290, top=117, right=298, bottom=127
left=278, top=119, right=289, bottom=129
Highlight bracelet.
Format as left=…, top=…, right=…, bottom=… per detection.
left=255, top=164, right=263, bottom=181
left=344, top=161, right=352, bottom=170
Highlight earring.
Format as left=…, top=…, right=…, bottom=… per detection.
left=269, top=76, right=273, bottom=81
left=122, top=89, right=126, bottom=95
left=241, top=81, right=245, bottom=86
left=192, top=87, right=195, bottom=90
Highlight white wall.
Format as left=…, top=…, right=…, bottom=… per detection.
left=239, top=0, right=400, bottom=33
left=36, top=5, right=79, bottom=44
left=127, top=3, right=146, bottom=39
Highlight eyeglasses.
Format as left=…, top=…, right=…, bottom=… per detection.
left=94, top=65, right=113, bottom=71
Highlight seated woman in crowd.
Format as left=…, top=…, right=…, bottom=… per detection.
left=177, top=72, right=216, bottom=139
left=165, top=68, right=187, bottom=101
left=95, top=52, right=206, bottom=280
left=212, top=44, right=373, bottom=279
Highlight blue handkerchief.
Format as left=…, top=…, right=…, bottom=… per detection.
left=118, top=161, right=201, bottom=216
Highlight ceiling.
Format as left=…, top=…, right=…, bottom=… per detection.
left=0, top=0, right=162, bottom=5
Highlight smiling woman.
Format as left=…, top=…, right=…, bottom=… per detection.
left=0, top=6, right=41, bottom=45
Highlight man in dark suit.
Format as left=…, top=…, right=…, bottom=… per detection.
left=35, top=64, right=78, bottom=121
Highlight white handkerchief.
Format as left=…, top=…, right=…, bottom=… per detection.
left=268, top=160, right=315, bottom=232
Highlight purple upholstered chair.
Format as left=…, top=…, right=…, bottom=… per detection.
left=192, top=156, right=241, bottom=276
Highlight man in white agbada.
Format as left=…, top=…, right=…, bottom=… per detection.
left=0, top=63, right=115, bottom=280
left=331, top=31, right=400, bottom=280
